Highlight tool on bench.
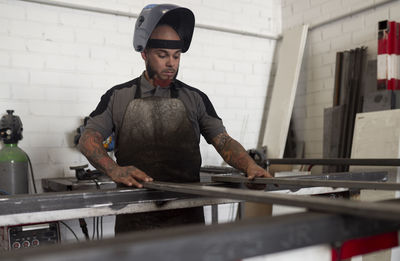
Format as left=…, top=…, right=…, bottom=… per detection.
left=70, top=164, right=103, bottom=181
left=69, top=164, right=106, bottom=241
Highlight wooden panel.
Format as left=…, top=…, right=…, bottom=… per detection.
left=350, top=109, right=400, bottom=261
left=351, top=109, right=400, bottom=159
left=261, top=24, right=308, bottom=158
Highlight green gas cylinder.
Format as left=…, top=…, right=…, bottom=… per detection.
left=0, top=143, right=28, bottom=195
left=0, top=110, right=29, bottom=195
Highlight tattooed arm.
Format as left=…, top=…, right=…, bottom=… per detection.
left=78, top=129, right=152, bottom=188
left=212, top=132, right=271, bottom=179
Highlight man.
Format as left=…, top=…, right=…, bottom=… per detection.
left=79, top=4, right=271, bottom=233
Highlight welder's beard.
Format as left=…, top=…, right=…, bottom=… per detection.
left=146, top=61, right=179, bottom=81
left=146, top=61, right=156, bottom=79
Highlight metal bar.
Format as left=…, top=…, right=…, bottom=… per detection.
left=18, top=0, right=280, bottom=40
left=266, top=158, right=400, bottom=166
left=16, top=0, right=399, bottom=42
left=283, top=171, right=388, bottom=181
left=212, top=175, right=400, bottom=191
left=309, top=0, right=398, bottom=30
left=196, top=23, right=279, bottom=40
left=143, top=182, right=400, bottom=221
left=0, top=188, right=238, bottom=226
left=211, top=205, right=218, bottom=224
left=2, top=212, right=400, bottom=261
left=251, top=171, right=386, bottom=192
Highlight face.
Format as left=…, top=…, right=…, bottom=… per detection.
left=141, top=25, right=182, bottom=81
left=143, top=48, right=181, bottom=80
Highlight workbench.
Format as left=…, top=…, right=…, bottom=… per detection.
left=1, top=164, right=400, bottom=260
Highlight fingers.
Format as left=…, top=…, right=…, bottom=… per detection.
left=127, top=167, right=153, bottom=182
left=123, top=176, right=143, bottom=188
left=109, top=166, right=153, bottom=188
left=247, top=165, right=273, bottom=180
left=247, top=172, right=256, bottom=180
left=264, top=170, right=273, bottom=178
left=246, top=165, right=270, bottom=190
left=247, top=169, right=265, bottom=180
left=125, top=167, right=153, bottom=188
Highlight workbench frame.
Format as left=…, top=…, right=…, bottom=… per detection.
left=1, top=169, right=400, bottom=260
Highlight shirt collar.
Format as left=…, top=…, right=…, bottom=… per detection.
left=140, top=71, right=176, bottom=93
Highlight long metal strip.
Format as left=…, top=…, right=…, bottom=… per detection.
left=0, top=188, right=237, bottom=226
left=2, top=212, right=400, bottom=261
left=266, top=158, right=400, bottom=166
left=211, top=175, right=400, bottom=191
left=143, top=182, right=400, bottom=221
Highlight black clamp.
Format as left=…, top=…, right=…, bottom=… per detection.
left=70, top=164, right=102, bottom=181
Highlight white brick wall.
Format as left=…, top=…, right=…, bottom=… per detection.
left=283, top=0, right=400, bottom=160
left=0, top=0, right=281, bottom=186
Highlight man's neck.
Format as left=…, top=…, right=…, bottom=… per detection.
left=144, top=71, right=154, bottom=85
left=144, top=71, right=172, bottom=88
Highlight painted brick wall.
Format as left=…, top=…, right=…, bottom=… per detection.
left=0, top=0, right=281, bottom=190
left=282, top=0, right=400, bottom=159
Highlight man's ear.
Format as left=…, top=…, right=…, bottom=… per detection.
left=141, top=51, right=147, bottom=61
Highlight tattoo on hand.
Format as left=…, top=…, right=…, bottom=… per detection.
left=116, top=166, right=137, bottom=179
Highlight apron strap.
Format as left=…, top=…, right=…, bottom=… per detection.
left=134, top=77, right=142, bottom=99
left=170, top=82, right=179, bottom=98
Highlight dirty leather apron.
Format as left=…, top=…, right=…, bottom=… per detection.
left=115, top=77, right=204, bottom=234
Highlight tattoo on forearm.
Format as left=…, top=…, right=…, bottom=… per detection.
left=212, top=132, right=252, bottom=173
left=78, top=129, right=116, bottom=174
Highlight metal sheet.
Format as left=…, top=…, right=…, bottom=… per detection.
left=211, top=172, right=400, bottom=191
left=266, top=158, right=400, bottom=166
left=1, top=212, right=400, bottom=261
left=241, top=171, right=387, bottom=191
left=143, top=182, right=400, bottom=221
left=0, top=188, right=238, bottom=226
left=265, top=171, right=387, bottom=192
left=280, top=171, right=387, bottom=181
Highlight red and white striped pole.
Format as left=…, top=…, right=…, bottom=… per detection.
left=377, top=20, right=399, bottom=90
left=378, top=20, right=388, bottom=90
left=396, top=22, right=400, bottom=90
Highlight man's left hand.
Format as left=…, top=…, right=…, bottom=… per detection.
left=246, top=163, right=272, bottom=180
left=245, top=164, right=272, bottom=190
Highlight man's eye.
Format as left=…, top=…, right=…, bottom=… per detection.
left=158, top=55, right=166, bottom=58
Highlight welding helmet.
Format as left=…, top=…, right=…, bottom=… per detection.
left=133, top=4, right=195, bottom=53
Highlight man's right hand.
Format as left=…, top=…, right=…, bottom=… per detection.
left=108, top=166, right=153, bottom=188
left=78, top=128, right=153, bottom=188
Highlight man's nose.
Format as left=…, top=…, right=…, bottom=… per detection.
left=166, top=56, right=174, bottom=67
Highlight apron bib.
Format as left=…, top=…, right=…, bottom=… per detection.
left=115, top=78, right=204, bottom=233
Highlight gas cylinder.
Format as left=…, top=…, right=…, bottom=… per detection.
left=0, top=110, right=28, bottom=195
